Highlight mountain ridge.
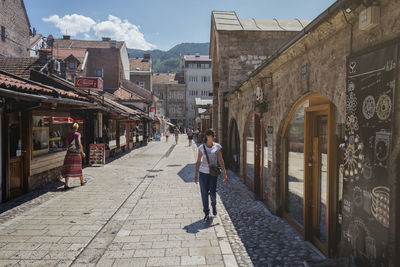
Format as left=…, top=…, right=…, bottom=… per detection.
left=128, top=42, right=210, bottom=73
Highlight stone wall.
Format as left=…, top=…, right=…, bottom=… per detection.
left=0, top=0, right=30, bottom=57
left=225, top=0, right=400, bottom=264
left=211, top=28, right=299, bottom=143
left=28, top=167, right=63, bottom=191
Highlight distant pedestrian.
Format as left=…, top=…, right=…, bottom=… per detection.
left=165, top=128, right=170, bottom=142
left=194, top=129, right=227, bottom=222
left=187, top=128, right=194, bottom=146
left=62, top=123, right=87, bottom=190
left=174, top=127, right=180, bottom=144
left=194, top=128, right=200, bottom=143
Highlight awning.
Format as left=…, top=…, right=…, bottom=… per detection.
left=153, top=117, right=162, bottom=124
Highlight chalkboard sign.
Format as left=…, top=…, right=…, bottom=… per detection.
left=89, top=144, right=105, bottom=166
left=342, top=44, right=397, bottom=266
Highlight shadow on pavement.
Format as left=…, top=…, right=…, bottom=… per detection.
left=0, top=179, right=65, bottom=217
left=183, top=217, right=218, bottom=234
left=177, top=163, right=196, bottom=183
left=105, top=143, right=148, bottom=164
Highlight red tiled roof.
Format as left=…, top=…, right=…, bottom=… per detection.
left=50, top=48, right=87, bottom=63
left=0, top=57, right=45, bottom=79
left=129, top=58, right=151, bottom=71
left=113, top=87, right=146, bottom=101
left=152, top=73, right=178, bottom=84
left=53, top=39, right=125, bottom=49
left=122, top=80, right=152, bottom=102
left=0, top=70, right=86, bottom=101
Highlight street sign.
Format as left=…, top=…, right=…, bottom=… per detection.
left=74, top=77, right=103, bottom=90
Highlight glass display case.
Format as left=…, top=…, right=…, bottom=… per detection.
left=32, top=116, right=76, bottom=157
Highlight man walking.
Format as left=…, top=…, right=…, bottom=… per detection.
left=174, top=127, right=180, bottom=144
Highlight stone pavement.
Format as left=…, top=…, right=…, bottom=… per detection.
left=0, top=136, right=323, bottom=266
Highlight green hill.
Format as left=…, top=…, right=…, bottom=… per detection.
left=128, top=42, right=210, bottom=73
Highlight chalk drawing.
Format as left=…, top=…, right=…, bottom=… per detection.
left=371, top=186, right=390, bottom=228
left=376, top=94, right=392, bottom=121
left=362, top=95, right=375, bottom=120
left=353, top=186, right=363, bottom=207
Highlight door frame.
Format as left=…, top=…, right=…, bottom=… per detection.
left=243, top=111, right=263, bottom=200
left=280, top=94, right=338, bottom=257
left=304, top=103, right=335, bottom=256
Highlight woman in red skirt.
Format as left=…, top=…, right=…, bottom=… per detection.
left=62, top=122, right=87, bottom=190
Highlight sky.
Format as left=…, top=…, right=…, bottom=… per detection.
left=25, top=0, right=336, bottom=51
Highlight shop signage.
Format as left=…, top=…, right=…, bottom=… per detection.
left=74, top=77, right=103, bottom=90
left=342, top=43, right=397, bottom=265
left=89, top=144, right=105, bottom=166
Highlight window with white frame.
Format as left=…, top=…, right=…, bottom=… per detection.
left=139, top=82, right=145, bottom=87
left=178, top=93, right=183, bottom=100
left=169, top=91, right=174, bottom=99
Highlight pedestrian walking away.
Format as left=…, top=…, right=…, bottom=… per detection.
left=174, top=127, right=180, bottom=144
left=62, top=122, right=87, bottom=190
left=187, top=128, right=194, bottom=146
left=165, top=128, right=170, bottom=142
left=194, top=129, right=227, bottom=222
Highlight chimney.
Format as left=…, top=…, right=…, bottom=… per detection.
left=63, top=35, right=70, bottom=40
left=38, top=49, right=51, bottom=62
left=109, top=40, right=117, bottom=48
left=195, top=52, right=200, bottom=57
left=102, top=37, right=111, bottom=41
left=32, top=27, right=36, bottom=36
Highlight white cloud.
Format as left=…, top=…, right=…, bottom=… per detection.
left=43, top=14, right=95, bottom=36
left=43, top=14, right=156, bottom=50
left=93, top=15, right=156, bottom=50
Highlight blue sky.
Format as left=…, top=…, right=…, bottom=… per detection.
left=25, top=0, right=336, bottom=51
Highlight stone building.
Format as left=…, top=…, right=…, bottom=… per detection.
left=152, top=73, right=186, bottom=127
left=182, top=54, right=212, bottom=127
left=210, top=11, right=309, bottom=147
left=0, top=0, right=30, bottom=57
left=219, top=0, right=400, bottom=266
left=129, top=54, right=152, bottom=92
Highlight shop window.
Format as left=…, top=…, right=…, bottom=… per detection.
left=32, top=116, right=81, bottom=157
left=246, top=115, right=255, bottom=181
left=120, top=123, right=126, bottom=146
left=283, top=100, right=309, bottom=227
left=9, top=113, right=21, bottom=157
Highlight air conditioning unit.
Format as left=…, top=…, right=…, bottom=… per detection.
left=359, top=6, right=380, bottom=31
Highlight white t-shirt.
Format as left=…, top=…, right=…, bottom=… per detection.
left=199, top=143, right=222, bottom=174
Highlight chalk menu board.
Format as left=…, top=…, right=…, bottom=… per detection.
left=89, top=144, right=105, bottom=166
left=342, top=44, right=397, bottom=266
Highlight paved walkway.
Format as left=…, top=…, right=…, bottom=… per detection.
left=0, top=136, right=323, bottom=266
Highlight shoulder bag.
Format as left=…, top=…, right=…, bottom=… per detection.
left=203, top=144, right=222, bottom=177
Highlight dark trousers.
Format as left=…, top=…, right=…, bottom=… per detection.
left=199, top=172, right=217, bottom=215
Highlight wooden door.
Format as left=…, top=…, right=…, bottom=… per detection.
left=7, top=112, right=24, bottom=200
left=253, top=114, right=262, bottom=200
left=305, top=104, right=334, bottom=256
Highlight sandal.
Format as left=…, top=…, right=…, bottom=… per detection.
left=81, top=180, right=87, bottom=186
left=64, top=185, right=70, bottom=190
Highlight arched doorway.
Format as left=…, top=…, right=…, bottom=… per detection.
left=243, top=112, right=262, bottom=200
left=228, top=119, right=240, bottom=173
left=281, top=93, right=345, bottom=256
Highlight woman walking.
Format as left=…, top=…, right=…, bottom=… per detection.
left=194, top=129, right=227, bottom=222
left=62, top=123, right=87, bottom=190
left=187, top=128, right=194, bottom=146
left=165, top=128, right=170, bottom=142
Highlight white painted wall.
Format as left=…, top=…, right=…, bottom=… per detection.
left=120, top=43, right=130, bottom=80
left=184, top=65, right=212, bottom=127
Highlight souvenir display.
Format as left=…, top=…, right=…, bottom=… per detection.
left=89, top=144, right=105, bottom=166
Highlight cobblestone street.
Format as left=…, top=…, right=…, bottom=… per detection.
left=0, top=137, right=323, bottom=266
